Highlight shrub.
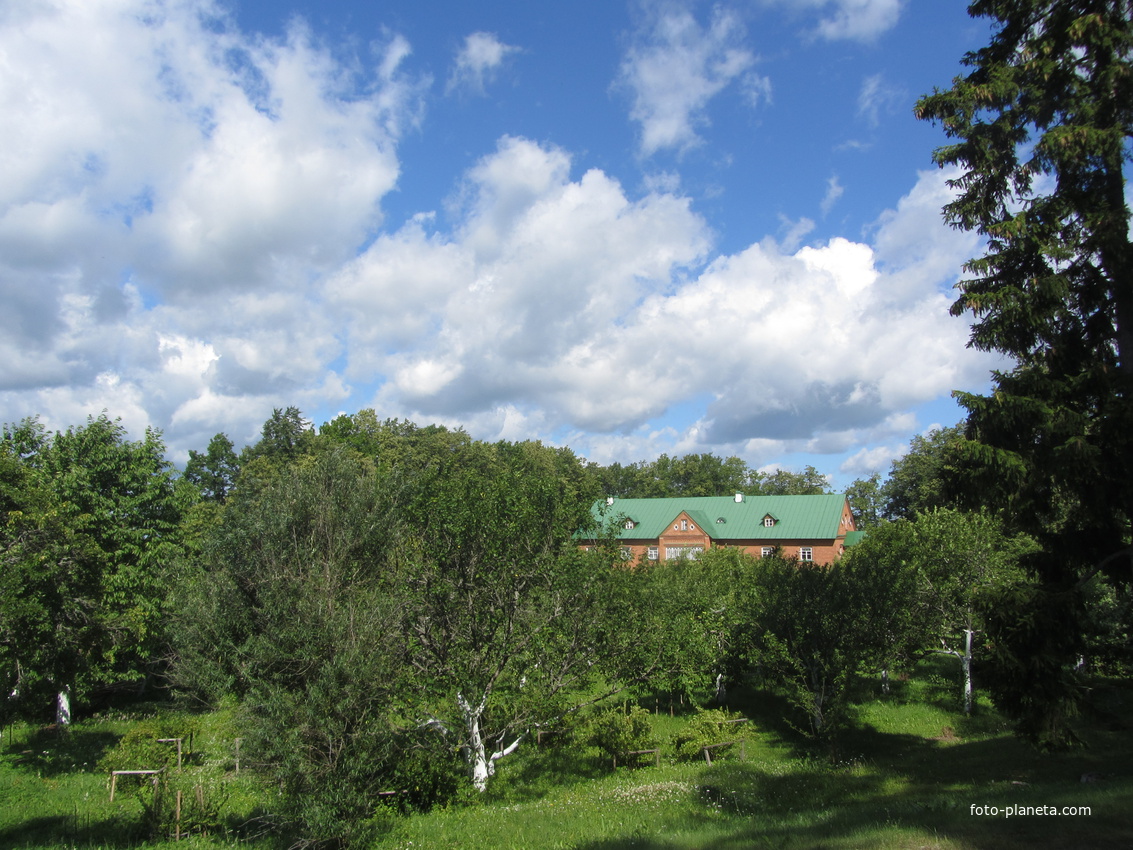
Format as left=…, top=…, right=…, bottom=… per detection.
left=98, top=713, right=196, bottom=774
left=97, top=713, right=231, bottom=840
left=672, top=708, right=748, bottom=761
left=587, top=705, right=657, bottom=764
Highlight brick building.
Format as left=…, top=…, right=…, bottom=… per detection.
left=584, top=493, right=860, bottom=565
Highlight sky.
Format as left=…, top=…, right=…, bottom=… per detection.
left=0, top=0, right=1009, bottom=487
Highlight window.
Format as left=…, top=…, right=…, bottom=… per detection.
left=680, top=519, right=688, bottom=531
left=763, top=516, right=776, bottom=527
left=761, top=546, right=774, bottom=558
left=624, top=519, right=635, bottom=530
left=799, top=547, right=813, bottom=562
left=647, top=546, right=658, bottom=560
left=665, top=546, right=703, bottom=560
left=716, top=517, right=726, bottom=524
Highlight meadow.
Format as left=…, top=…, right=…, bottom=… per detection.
left=2, top=660, right=1130, bottom=849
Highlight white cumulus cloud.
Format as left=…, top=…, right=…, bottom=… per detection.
left=0, top=0, right=423, bottom=458
left=617, top=5, right=757, bottom=156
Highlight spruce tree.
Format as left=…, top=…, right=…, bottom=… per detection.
left=916, top=0, right=1133, bottom=747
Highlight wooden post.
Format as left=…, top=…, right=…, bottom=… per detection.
left=175, top=789, right=182, bottom=841
left=234, top=738, right=242, bottom=775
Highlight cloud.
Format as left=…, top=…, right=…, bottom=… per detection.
left=330, top=144, right=999, bottom=462
left=0, top=0, right=423, bottom=458
left=821, top=175, right=844, bottom=216
left=447, top=31, right=520, bottom=95
left=857, top=73, right=905, bottom=127
left=0, top=1, right=993, bottom=473
left=617, top=5, right=757, bottom=156
left=765, top=0, right=903, bottom=42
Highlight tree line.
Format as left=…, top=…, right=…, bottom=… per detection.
left=2, top=401, right=1128, bottom=843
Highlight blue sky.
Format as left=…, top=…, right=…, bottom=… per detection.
left=0, top=0, right=1006, bottom=487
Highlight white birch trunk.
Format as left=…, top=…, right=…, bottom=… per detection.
left=458, top=692, right=492, bottom=792
left=961, top=627, right=973, bottom=716
left=457, top=691, right=523, bottom=792
left=55, top=686, right=72, bottom=726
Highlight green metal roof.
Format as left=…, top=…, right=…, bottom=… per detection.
left=593, top=494, right=850, bottom=541
left=843, top=530, right=867, bottom=547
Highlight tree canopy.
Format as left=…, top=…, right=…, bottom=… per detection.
left=1, top=415, right=186, bottom=721
left=916, top=0, right=1133, bottom=746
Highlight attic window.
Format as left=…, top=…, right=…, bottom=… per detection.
left=763, top=516, right=776, bottom=527
left=716, top=517, right=726, bottom=524
left=624, top=519, right=635, bottom=530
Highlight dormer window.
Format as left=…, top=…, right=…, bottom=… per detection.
left=763, top=515, right=776, bottom=527
left=624, top=519, right=636, bottom=530
left=716, top=517, right=726, bottom=524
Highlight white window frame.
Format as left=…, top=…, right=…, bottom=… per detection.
left=665, top=546, right=703, bottom=561
left=799, top=546, right=813, bottom=562
left=761, top=546, right=774, bottom=558
left=763, top=516, right=775, bottom=527
left=647, top=546, right=659, bottom=560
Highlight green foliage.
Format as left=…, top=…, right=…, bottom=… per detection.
left=183, top=432, right=240, bottom=502
left=736, top=553, right=907, bottom=740
left=880, top=425, right=966, bottom=520
left=171, top=445, right=421, bottom=843
left=586, top=705, right=657, bottom=762
left=749, top=464, right=830, bottom=496
left=239, top=405, right=315, bottom=466
left=586, top=453, right=829, bottom=499
left=980, top=581, right=1087, bottom=751
left=635, top=548, right=749, bottom=703
left=97, top=714, right=195, bottom=773
left=0, top=414, right=186, bottom=720
left=916, top=0, right=1133, bottom=747
left=671, top=708, right=747, bottom=761
left=844, top=473, right=883, bottom=528
left=840, top=509, right=1033, bottom=707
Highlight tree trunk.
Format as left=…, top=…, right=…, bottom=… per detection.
left=961, top=627, right=973, bottom=716
left=55, top=686, right=72, bottom=726
left=456, top=691, right=522, bottom=792
left=881, top=667, right=890, bottom=695
left=456, top=692, right=489, bottom=791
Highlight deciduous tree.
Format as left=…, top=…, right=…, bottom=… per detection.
left=1, top=415, right=185, bottom=722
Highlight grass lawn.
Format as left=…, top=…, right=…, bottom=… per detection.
left=1, top=662, right=1130, bottom=848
